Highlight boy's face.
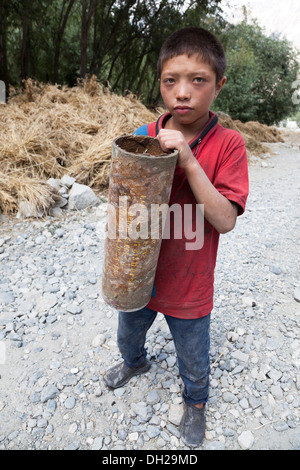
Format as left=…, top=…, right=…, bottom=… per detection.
left=160, top=54, right=225, bottom=130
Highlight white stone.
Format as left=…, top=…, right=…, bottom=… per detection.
left=67, top=183, right=99, bottom=210
left=68, top=423, right=77, bottom=434
left=131, top=402, right=148, bottom=421
left=238, top=430, right=254, bottom=450
left=294, top=287, right=300, bottom=303
left=231, top=350, right=249, bottom=364
left=128, top=432, right=139, bottom=442
left=47, top=178, right=61, bottom=190
left=91, top=334, right=106, bottom=348
left=166, top=355, right=177, bottom=368
left=168, top=404, right=183, bottom=426
left=36, top=293, right=58, bottom=313
left=61, top=175, right=76, bottom=187
left=91, top=437, right=103, bottom=450
left=241, top=296, right=256, bottom=307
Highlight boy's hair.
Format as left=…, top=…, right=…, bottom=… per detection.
left=157, top=26, right=226, bottom=83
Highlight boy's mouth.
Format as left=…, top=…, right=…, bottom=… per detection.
left=174, top=106, right=192, bottom=115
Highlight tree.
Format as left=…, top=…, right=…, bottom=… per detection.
left=0, top=1, right=10, bottom=98
left=212, top=37, right=260, bottom=121
left=0, top=0, right=235, bottom=108
left=80, top=0, right=99, bottom=78
left=215, top=21, right=300, bottom=124
left=54, top=0, right=76, bottom=82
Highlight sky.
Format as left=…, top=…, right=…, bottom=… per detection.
left=220, top=0, right=300, bottom=50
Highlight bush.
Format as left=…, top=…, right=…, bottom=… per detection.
left=213, top=21, right=300, bottom=125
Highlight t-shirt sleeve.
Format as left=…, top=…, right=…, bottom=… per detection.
left=133, top=124, right=149, bottom=136
left=213, top=133, right=249, bottom=215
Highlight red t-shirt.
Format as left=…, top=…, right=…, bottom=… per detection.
left=134, top=112, right=249, bottom=319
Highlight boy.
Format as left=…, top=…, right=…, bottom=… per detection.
left=104, top=27, right=249, bottom=447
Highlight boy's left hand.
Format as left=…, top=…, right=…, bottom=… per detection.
left=157, top=129, right=195, bottom=170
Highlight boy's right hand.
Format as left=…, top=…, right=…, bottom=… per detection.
left=157, top=129, right=196, bottom=171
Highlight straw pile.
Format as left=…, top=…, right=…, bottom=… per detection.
left=0, top=76, right=158, bottom=215
left=216, top=112, right=284, bottom=155
left=0, top=76, right=284, bottom=216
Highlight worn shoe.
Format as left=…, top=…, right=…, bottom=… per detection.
left=179, top=402, right=206, bottom=447
left=103, top=359, right=151, bottom=389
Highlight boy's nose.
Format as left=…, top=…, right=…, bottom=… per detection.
left=176, top=81, right=191, bottom=100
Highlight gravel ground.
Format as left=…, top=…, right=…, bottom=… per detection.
left=0, top=136, right=299, bottom=451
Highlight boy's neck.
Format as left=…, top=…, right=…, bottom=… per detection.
left=165, top=111, right=211, bottom=144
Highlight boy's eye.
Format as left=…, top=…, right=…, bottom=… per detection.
left=163, top=78, right=175, bottom=84
left=193, top=77, right=204, bottom=83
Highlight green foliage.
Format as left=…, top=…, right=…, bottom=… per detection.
left=289, top=110, right=300, bottom=126
left=212, top=42, right=259, bottom=122
left=1, top=0, right=223, bottom=103
left=214, top=22, right=300, bottom=125
left=1, top=1, right=299, bottom=124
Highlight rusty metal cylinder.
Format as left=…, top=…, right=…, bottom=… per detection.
left=101, top=135, right=178, bottom=312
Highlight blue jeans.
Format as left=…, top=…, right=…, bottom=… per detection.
left=117, top=307, right=211, bottom=405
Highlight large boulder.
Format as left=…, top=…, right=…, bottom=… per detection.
left=67, top=183, right=99, bottom=210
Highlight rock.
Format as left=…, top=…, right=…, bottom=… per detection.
left=67, top=183, right=99, bottom=210
left=35, top=235, right=46, bottom=245
left=64, top=442, right=79, bottom=451
left=131, top=402, right=149, bottom=421
left=267, top=369, right=282, bottom=382
left=66, top=304, right=82, bottom=315
left=168, top=404, right=183, bottom=426
left=61, top=175, right=76, bottom=188
left=91, top=334, right=106, bottom=348
left=41, top=385, right=59, bottom=403
left=166, top=355, right=177, bottom=368
left=91, top=437, right=103, bottom=450
left=271, top=384, right=283, bottom=400
left=64, top=396, right=76, bottom=410
left=0, top=292, right=15, bottom=305
left=50, top=206, right=64, bottom=217
left=238, top=430, right=254, bottom=450
left=68, top=423, right=77, bottom=434
left=273, top=421, right=288, bottom=432
left=114, top=387, right=125, bottom=398
left=270, top=265, right=282, bottom=275
left=55, top=197, right=68, bottom=208
left=62, top=374, right=78, bottom=387
left=248, top=396, right=261, bottom=409
left=128, top=432, right=139, bottom=442
left=18, top=299, right=34, bottom=314
left=146, top=390, right=160, bottom=405
left=223, top=391, right=236, bottom=403
left=241, top=296, right=256, bottom=307
left=0, top=237, right=10, bottom=247
left=47, top=178, right=61, bottom=190
left=54, top=228, right=65, bottom=238
left=231, top=350, right=249, bottom=364
left=294, top=287, right=300, bottom=303
left=205, top=441, right=226, bottom=450
left=146, top=425, right=160, bottom=439
left=36, top=293, right=58, bottom=313
left=30, top=392, right=41, bottom=403
left=87, top=274, right=97, bottom=284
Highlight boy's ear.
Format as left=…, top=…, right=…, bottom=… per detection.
left=215, top=76, right=226, bottom=98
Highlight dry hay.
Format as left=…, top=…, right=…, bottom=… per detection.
left=216, top=112, right=284, bottom=156
left=0, top=77, right=284, bottom=216
left=0, top=76, right=158, bottom=215
left=0, top=173, right=60, bottom=216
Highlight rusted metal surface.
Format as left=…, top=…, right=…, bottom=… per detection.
left=102, top=135, right=178, bottom=312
